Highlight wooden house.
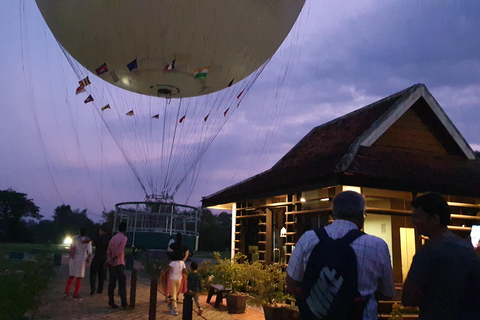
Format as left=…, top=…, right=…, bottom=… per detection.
left=201, top=83, right=480, bottom=284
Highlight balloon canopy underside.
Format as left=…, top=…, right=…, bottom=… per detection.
left=36, top=0, right=305, bottom=98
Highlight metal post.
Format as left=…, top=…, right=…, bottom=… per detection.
left=149, top=278, right=158, bottom=320
left=132, top=204, right=138, bottom=248
left=182, top=291, right=193, bottom=320
left=130, top=269, right=137, bottom=308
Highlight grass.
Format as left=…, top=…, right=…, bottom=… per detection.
left=0, top=243, right=58, bottom=320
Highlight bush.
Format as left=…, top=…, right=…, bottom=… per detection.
left=248, top=262, right=290, bottom=307
left=0, top=253, right=55, bottom=319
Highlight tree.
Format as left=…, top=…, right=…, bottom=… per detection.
left=0, top=189, right=41, bottom=242
left=198, top=208, right=231, bottom=251
left=52, top=205, right=95, bottom=243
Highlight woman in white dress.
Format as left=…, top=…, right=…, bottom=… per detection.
left=64, top=226, right=92, bottom=300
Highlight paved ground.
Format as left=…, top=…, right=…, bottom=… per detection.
left=28, top=256, right=265, bottom=320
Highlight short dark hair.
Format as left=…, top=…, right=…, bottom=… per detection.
left=176, top=232, right=183, bottom=243
left=80, top=226, right=88, bottom=236
left=190, top=261, right=198, bottom=271
left=332, top=191, right=365, bottom=221
left=411, top=192, right=450, bottom=226
left=118, top=221, right=127, bottom=232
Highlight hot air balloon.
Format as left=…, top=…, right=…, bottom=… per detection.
left=34, top=0, right=306, bottom=249
left=35, top=0, right=306, bottom=98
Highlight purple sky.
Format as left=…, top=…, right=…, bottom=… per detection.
left=1, top=1, right=480, bottom=222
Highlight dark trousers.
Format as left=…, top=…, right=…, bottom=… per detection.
left=89, top=258, right=106, bottom=292
left=108, top=265, right=127, bottom=306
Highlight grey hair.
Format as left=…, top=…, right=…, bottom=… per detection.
left=332, top=191, right=365, bottom=221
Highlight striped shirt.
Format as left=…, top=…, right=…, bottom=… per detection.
left=286, top=219, right=396, bottom=320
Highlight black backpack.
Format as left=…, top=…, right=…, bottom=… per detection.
left=296, top=227, right=367, bottom=320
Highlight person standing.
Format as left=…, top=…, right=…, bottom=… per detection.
left=402, top=192, right=480, bottom=320
left=168, top=257, right=186, bottom=316
left=64, top=226, right=92, bottom=300
left=106, top=221, right=128, bottom=309
left=286, top=191, right=396, bottom=319
left=187, top=261, right=203, bottom=315
left=89, top=225, right=110, bottom=295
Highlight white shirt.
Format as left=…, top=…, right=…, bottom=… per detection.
left=286, top=219, right=396, bottom=320
left=169, top=260, right=186, bottom=281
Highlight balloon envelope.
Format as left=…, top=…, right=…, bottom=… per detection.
left=36, top=0, right=305, bottom=98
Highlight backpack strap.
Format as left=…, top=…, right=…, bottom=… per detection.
left=314, top=227, right=330, bottom=242
left=341, top=229, right=365, bottom=245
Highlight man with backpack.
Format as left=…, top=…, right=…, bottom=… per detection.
left=286, top=191, right=395, bottom=320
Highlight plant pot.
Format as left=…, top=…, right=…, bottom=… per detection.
left=262, top=304, right=300, bottom=320
left=226, top=293, right=249, bottom=314
left=263, top=304, right=284, bottom=320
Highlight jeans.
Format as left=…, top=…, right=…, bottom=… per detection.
left=108, top=265, right=127, bottom=306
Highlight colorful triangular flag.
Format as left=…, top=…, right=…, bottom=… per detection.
left=101, top=104, right=111, bottom=111
left=76, top=84, right=85, bottom=95
left=78, top=76, right=91, bottom=87
left=151, top=114, right=159, bottom=119
left=194, top=66, right=210, bottom=80
left=126, top=110, right=134, bottom=116
left=164, top=59, right=176, bottom=72
left=127, top=59, right=138, bottom=72
left=223, top=108, right=230, bottom=117
left=227, top=79, right=234, bottom=87
left=84, top=95, right=94, bottom=103
left=95, top=63, right=109, bottom=75
left=179, top=115, right=186, bottom=123
left=204, top=114, right=209, bottom=122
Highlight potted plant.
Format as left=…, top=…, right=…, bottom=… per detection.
left=212, top=252, right=251, bottom=314
left=248, top=262, right=299, bottom=320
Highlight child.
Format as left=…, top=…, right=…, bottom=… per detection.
left=187, top=261, right=203, bottom=315
left=169, top=258, right=186, bottom=316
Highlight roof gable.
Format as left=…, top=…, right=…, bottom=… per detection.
left=202, top=84, right=479, bottom=206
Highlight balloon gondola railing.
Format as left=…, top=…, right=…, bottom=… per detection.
left=113, top=198, right=200, bottom=251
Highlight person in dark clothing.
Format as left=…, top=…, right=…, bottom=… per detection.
left=169, top=232, right=189, bottom=262
left=89, top=225, right=110, bottom=295
left=187, top=261, right=203, bottom=315
left=402, top=192, right=480, bottom=320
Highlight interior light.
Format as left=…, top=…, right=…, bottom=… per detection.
left=300, top=198, right=306, bottom=202
left=320, top=198, right=329, bottom=202
left=63, top=236, right=72, bottom=245
left=280, top=227, right=287, bottom=237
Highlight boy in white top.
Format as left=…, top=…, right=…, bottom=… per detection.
left=169, top=260, right=186, bottom=315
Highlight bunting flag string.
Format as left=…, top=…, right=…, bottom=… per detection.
left=151, top=114, right=159, bottom=119
left=164, top=59, right=175, bottom=72
left=194, top=66, right=210, bottom=80
left=84, top=95, right=94, bottom=103
left=126, top=110, right=134, bottom=116
left=223, top=108, right=230, bottom=117
left=179, top=115, right=186, bottom=123
left=79, top=76, right=91, bottom=87
left=75, top=84, right=86, bottom=95
left=101, top=104, right=111, bottom=111
left=237, top=89, right=245, bottom=99
left=204, top=114, right=209, bottom=122
left=127, top=59, right=138, bottom=72
left=95, top=63, right=109, bottom=75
